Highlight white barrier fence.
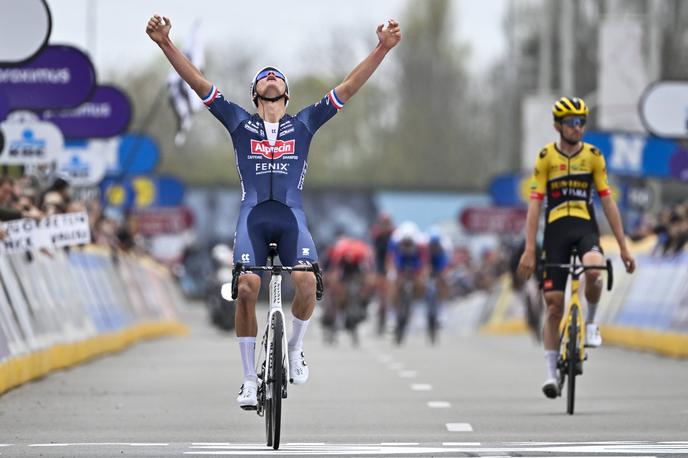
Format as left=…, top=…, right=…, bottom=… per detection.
left=480, top=250, right=688, bottom=357
left=0, top=246, right=187, bottom=394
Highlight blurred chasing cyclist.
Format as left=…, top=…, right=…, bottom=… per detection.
left=387, top=222, right=427, bottom=344
left=322, top=237, right=375, bottom=346
left=146, top=14, right=401, bottom=409
left=370, top=213, right=395, bottom=334
left=425, top=230, right=451, bottom=344
left=517, top=96, right=636, bottom=399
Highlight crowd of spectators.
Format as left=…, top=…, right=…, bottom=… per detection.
left=631, top=199, right=688, bottom=256
left=0, top=173, right=140, bottom=253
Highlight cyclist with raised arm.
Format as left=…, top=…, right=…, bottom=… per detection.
left=517, top=97, right=636, bottom=399
left=146, top=14, right=401, bottom=409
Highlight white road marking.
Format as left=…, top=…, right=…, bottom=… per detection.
left=378, top=354, right=393, bottom=363
left=441, top=442, right=481, bottom=446
left=446, top=422, right=473, bottom=432
left=398, top=370, right=417, bottom=378
left=29, top=444, right=71, bottom=447
left=379, top=442, right=419, bottom=445
left=411, top=383, right=432, bottom=391
left=284, top=443, right=326, bottom=446
left=427, top=401, right=451, bottom=408
left=130, top=443, right=170, bottom=446
left=192, top=443, right=232, bottom=446
left=388, top=362, right=404, bottom=371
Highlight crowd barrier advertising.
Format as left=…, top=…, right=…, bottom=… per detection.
left=0, top=242, right=188, bottom=395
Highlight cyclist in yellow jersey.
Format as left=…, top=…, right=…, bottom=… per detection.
left=517, top=96, right=636, bottom=399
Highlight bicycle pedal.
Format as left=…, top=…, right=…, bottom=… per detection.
left=240, top=404, right=257, bottom=411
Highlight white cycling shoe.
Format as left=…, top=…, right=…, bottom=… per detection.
left=542, top=377, right=559, bottom=399
left=585, top=323, right=602, bottom=348
left=288, top=349, right=309, bottom=385
left=237, top=381, right=257, bottom=410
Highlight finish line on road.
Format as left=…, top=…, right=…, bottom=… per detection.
left=10, top=441, right=688, bottom=456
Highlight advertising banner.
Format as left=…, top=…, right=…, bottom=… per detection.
left=39, top=85, right=132, bottom=139
left=0, top=93, right=9, bottom=122
left=0, top=0, right=51, bottom=65
left=585, top=131, right=688, bottom=182
left=112, top=134, right=160, bottom=175
left=0, top=212, right=91, bottom=253
left=459, top=207, right=528, bottom=234
left=101, top=175, right=185, bottom=210
left=0, top=45, right=96, bottom=110
left=58, top=138, right=117, bottom=187
left=640, top=80, right=688, bottom=140
left=0, top=113, right=63, bottom=165
left=131, top=207, right=194, bottom=236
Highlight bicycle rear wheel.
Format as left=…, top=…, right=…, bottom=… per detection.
left=269, top=314, right=284, bottom=449
left=566, top=307, right=578, bottom=415
left=394, top=282, right=412, bottom=345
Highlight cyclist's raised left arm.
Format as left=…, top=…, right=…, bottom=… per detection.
left=333, top=20, right=401, bottom=104
left=146, top=15, right=212, bottom=98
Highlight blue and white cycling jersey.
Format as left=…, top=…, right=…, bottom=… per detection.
left=202, top=84, right=344, bottom=267
left=203, top=85, right=344, bottom=209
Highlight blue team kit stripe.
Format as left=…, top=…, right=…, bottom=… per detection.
left=328, top=89, right=344, bottom=110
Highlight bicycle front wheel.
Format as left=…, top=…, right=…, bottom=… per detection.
left=269, top=314, right=284, bottom=449
left=566, top=306, right=578, bottom=415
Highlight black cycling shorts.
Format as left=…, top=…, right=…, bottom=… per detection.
left=542, top=217, right=603, bottom=292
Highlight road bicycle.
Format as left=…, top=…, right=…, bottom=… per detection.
left=425, top=275, right=441, bottom=345
left=394, top=273, right=415, bottom=345
left=231, top=243, right=322, bottom=449
left=543, top=251, right=613, bottom=415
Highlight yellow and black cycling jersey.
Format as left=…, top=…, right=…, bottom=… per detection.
left=529, top=142, right=611, bottom=224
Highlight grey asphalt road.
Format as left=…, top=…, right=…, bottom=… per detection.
left=0, top=301, right=686, bottom=457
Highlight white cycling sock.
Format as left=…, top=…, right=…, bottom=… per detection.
left=544, top=350, right=558, bottom=380
left=586, top=302, right=598, bottom=324
left=239, top=337, right=257, bottom=384
left=288, top=316, right=310, bottom=351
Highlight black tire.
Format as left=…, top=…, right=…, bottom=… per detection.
left=395, top=282, right=412, bottom=345
left=566, top=306, right=578, bottom=415
left=270, top=314, right=284, bottom=449
left=265, top=398, right=273, bottom=447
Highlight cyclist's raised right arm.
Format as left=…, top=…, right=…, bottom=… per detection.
left=146, top=15, right=212, bottom=98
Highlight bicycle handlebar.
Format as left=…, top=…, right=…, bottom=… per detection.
left=230, top=262, right=324, bottom=300
left=541, top=259, right=614, bottom=291
left=236, top=265, right=316, bottom=273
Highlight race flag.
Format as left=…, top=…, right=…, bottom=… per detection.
left=167, top=21, right=205, bottom=146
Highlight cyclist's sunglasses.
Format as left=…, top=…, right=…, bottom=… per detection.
left=255, top=69, right=286, bottom=82
left=560, top=116, right=587, bottom=128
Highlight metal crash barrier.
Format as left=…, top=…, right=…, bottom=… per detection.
left=0, top=247, right=188, bottom=395
left=480, top=236, right=688, bottom=358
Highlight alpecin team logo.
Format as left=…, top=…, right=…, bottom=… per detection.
left=250, top=139, right=296, bottom=159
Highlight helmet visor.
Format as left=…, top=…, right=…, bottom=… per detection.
left=255, top=68, right=286, bottom=83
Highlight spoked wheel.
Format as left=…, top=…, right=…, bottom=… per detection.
left=265, top=314, right=284, bottom=449
left=566, top=307, right=578, bottom=415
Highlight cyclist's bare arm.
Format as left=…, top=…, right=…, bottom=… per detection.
left=518, top=199, right=542, bottom=279
left=600, top=194, right=636, bottom=273
left=334, top=19, right=401, bottom=103
left=146, top=14, right=212, bottom=98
